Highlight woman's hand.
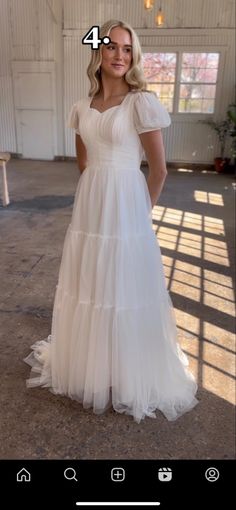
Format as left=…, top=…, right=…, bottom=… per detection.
left=139, top=130, right=168, bottom=207
left=76, top=134, right=87, bottom=173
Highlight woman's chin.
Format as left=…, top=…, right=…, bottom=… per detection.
left=109, top=69, right=126, bottom=79
left=102, top=66, right=127, bottom=79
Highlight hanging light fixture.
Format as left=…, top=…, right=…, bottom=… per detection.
left=144, top=0, right=154, bottom=10
left=155, top=2, right=164, bottom=26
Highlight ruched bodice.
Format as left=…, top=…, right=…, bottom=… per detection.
left=68, top=91, right=171, bottom=170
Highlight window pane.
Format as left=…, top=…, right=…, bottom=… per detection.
left=181, top=68, right=218, bottom=83
left=206, top=53, right=220, bottom=68
left=182, top=53, right=219, bottom=68
left=142, top=53, right=176, bottom=112
left=180, top=84, right=216, bottom=99
left=179, top=97, right=215, bottom=113
left=146, top=83, right=174, bottom=111
left=179, top=52, right=219, bottom=113
left=147, top=83, right=174, bottom=112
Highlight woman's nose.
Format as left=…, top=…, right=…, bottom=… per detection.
left=115, top=47, right=122, bottom=59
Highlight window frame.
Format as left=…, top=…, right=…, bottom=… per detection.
left=142, top=46, right=226, bottom=119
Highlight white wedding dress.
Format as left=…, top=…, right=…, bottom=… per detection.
left=24, top=91, right=198, bottom=424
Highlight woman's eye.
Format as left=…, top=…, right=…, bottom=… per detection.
left=106, top=46, right=131, bottom=52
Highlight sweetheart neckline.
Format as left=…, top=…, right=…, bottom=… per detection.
left=88, top=92, right=132, bottom=114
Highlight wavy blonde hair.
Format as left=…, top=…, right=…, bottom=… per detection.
left=87, top=20, right=147, bottom=97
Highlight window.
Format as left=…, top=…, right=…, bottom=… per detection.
left=180, top=53, right=219, bottom=113
left=142, top=51, right=220, bottom=114
left=142, top=53, right=176, bottom=112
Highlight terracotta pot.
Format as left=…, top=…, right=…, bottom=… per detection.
left=214, top=157, right=231, bottom=172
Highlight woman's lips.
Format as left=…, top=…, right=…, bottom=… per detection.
left=112, top=64, right=124, bottom=68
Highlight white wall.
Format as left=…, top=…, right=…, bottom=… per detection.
left=0, top=0, right=235, bottom=163
left=0, top=0, right=63, bottom=159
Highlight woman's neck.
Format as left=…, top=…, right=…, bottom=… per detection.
left=98, top=77, right=130, bottom=101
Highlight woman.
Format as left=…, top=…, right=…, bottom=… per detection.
left=24, top=19, right=198, bottom=424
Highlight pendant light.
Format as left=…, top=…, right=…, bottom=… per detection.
left=144, top=0, right=154, bottom=10
left=155, top=2, right=164, bottom=26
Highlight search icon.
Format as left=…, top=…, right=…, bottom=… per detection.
left=64, top=467, right=78, bottom=481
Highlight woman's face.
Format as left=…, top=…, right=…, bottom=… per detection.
left=100, top=27, right=132, bottom=80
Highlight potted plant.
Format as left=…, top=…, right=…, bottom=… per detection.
left=198, top=106, right=235, bottom=172
left=227, top=102, right=236, bottom=170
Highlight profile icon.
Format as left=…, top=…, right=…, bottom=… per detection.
left=205, top=467, right=220, bottom=482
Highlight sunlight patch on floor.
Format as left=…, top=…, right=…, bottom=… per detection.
left=194, top=190, right=224, bottom=206
left=152, top=206, right=235, bottom=405
left=203, top=365, right=235, bottom=405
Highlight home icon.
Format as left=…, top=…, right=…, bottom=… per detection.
left=16, top=468, right=31, bottom=482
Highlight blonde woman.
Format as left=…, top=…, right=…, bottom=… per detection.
left=24, top=20, right=198, bottom=424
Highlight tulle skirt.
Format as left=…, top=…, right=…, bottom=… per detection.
left=24, top=165, right=198, bottom=423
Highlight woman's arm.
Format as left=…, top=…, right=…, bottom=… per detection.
left=139, top=130, right=168, bottom=208
left=75, top=134, right=87, bottom=174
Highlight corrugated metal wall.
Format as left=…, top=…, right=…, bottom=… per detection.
left=0, top=0, right=16, bottom=152
left=64, top=32, right=91, bottom=157
left=64, top=0, right=236, bottom=29
left=0, top=0, right=235, bottom=162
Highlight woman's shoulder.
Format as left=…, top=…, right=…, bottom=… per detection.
left=68, top=98, right=90, bottom=119
left=129, top=89, right=163, bottom=111
left=67, top=98, right=89, bottom=130
left=130, top=89, right=160, bottom=102
left=130, top=89, right=154, bottom=94
left=129, top=89, right=155, bottom=96
left=72, top=97, right=89, bottom=109
left=131, top=89, right=171, bottom=132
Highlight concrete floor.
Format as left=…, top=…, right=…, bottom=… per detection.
left=0, top=159, right=235, bottom=460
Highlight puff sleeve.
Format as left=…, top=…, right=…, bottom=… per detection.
left=133, top=92, right=171, bottom=134
left=67, top=102, right=80, bottom=134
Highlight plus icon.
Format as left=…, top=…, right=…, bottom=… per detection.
left=111, top=467, right=125, bottom=482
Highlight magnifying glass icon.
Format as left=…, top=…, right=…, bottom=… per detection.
left=64, top=467, right=78, bottom=481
